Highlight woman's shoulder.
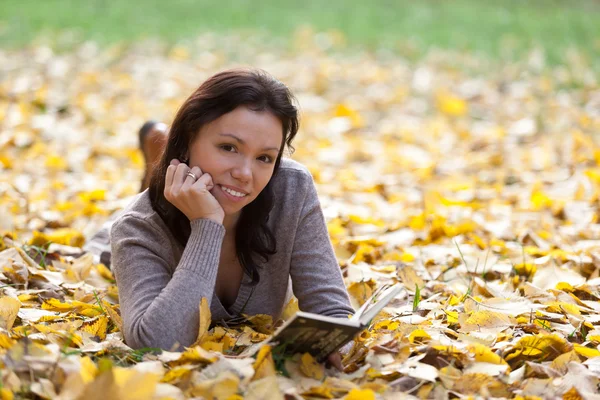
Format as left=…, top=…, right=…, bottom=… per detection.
left=110, top=191, right=169, bottom=239
left=270, top=158, right=319, bottom=209
left=274, top=158, right=314, bottom=185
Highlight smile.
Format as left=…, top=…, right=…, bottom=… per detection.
left=219, top=185, right=248, bottom=198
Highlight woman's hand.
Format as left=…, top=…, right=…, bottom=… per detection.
left=326, top=351, right=344, bottom=371
left=326, top=341, right=354, bottom=372
left=164, top=159, right=225, bottom=224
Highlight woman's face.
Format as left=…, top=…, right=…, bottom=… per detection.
left=187, top=106, right=283, bottom=217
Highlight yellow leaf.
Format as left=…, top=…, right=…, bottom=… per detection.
left=372, top=319, right=399, bottom=331
left=327, top=218, right=348, bottom=238
left=189, top=371, right=240, bottom=400
left=201, top=341, right=224, bottom=352
left=505, top=334, right=572, bottom=365
left=409, top=329, right=431, bottom=344
left=461, top=310, right=515, bottom=332
left=80, top=315, right=109, bottom=340
left=96, top=263, right=114, bottom=281
left=174, top=346, right=218, bottom=366
left=514, top=263, right=537, bottom=278
left=446, top=295, right=461, bottom=306
left=281, top=297, right=299, bottom=320
left=563, top=387, right=584, bottom=400
left=0, top=155, right=12, bottom=169
left=102, top=301, right=122, bottom=332
left=587, top=335, right=600, bottom=345
left=30, top=228, right=85, bottom=248
left=453, top=373, right=511, bottom=397
left=112, top=367, right=161, bottom=400
left=556, top=282, right=574, bottom=292
left=356, top=330, right=371, bottom=342
left=350, top=243, right=377, bottom=264
left=161, top=366, right=192, bottom=384
left=345, top=388, right=376, bottom=400
left=334, top=103, right=364, bottom=128
left=301, top=385, right=335, bottom=399
left=546, top=302, right=580, bottom=316
left=347, top=280, right=376, bottom=307
left=437, top=94, right=468, bottom=117
left=398, top=266, right=424, bottom=292
left=0, top=332, right=16, bottom=349
left=45, top=154, right=68, bottom=170
left=0, top=388, right=13, bottom=400
left=243, top=314, right=274, bottom=334
left=197, top=297, right=211, bottom=344
left=0, top=296, right=20, bottom=330
left=253, top=345, right=276, bottom=380
left=468, top=344, right=507, bottom=365
left=41, top=298, right=97, bottom=313
left=80, top=356, right=98, bottom=384
left=530, top=184, right=553, bottom=210
left=77, top=189, right=106, bottom=202
left=445, top=310, right=459, bottom=324
left=573, top=344, right=600, bottom=359
left=243, top=376, right=282, bottom=400
left=300, top=353, right=324, bottom=380
left=17, top=294, right=36, bottom=302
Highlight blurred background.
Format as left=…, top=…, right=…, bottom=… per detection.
left=0, top=0, right=599, bottom=239
left=2, top=0, right=600, bottom=66
left=2, top=3, right=600, bottom=398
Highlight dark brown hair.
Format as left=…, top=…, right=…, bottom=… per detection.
left=148, top=68, right=299, bottom=285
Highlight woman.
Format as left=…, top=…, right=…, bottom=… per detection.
left=109, top=68, right=355, bottom=368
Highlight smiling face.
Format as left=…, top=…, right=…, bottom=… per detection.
left=187, top=106, right=283, bottom=219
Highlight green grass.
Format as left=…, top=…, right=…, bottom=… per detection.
left=1, top=0, right=599, bottom=64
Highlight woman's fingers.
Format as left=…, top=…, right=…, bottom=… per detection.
left=172, top=163, right=190, bottom=192
left=163, top=160, right=224, bottom=223
left=193, top=172, right=214, bottom=192
left=326, top=352, right=344, bottom=371
left=182, top=166, right=203, bottom=191
left=165, top=164, right=177, bottom=191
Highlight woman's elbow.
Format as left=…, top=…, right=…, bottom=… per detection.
left=123, top=319, right=186, bottom=352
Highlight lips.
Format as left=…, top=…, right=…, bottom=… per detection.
left=217, top=185, right=250, bottom=202
left=219, top=184, right=249, bottom=195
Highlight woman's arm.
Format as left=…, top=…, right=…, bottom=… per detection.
left=110, top=216, right=225, bottom=351
left=289, top=171, right=355, bottom=319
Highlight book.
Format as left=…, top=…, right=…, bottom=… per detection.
left=266, top=284, right=403, bottom=362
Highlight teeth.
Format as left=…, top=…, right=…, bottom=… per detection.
left=220, top=185, right=246, bottom=197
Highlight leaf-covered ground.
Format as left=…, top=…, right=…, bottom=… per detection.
left=1, top=34, right=600, bottom=399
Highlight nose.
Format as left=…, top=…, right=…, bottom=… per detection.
left=231, top=158, right=252, bottom=184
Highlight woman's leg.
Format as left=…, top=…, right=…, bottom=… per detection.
left=84, top=122, right=168, bottom=266
left=139, top=121, right=169, bottom=192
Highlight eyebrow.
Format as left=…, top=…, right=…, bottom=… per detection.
left=219, top=133, right=280, bottom=152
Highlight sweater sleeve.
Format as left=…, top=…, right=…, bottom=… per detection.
left=289, top=172, right=355, bottom=319
left=110, top=215, right=225, bottom=351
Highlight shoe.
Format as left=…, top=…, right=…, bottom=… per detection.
left=139, top=121, right=168, bottom=192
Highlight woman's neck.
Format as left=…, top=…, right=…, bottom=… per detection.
left=223, top=212, right=241, bottom=234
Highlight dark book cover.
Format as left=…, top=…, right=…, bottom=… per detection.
left=269, top=313, right=362, bottom=362
left=230, top=284, right=403, bottom=362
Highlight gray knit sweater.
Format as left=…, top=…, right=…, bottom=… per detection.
left=110, top=158, right=354, bottom=351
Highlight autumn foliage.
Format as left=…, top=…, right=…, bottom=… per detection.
left=1, top=33, right=600, bottom=399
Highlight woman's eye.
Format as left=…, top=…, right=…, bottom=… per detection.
left=221, top=145, right=236, bottom=152
left=259, top=155, right=274, bottom=163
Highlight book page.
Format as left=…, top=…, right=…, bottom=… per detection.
left=353, top=284, right=403, bottom=326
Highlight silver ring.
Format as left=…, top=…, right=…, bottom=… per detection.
left=186, top=171, right=198, bottom=181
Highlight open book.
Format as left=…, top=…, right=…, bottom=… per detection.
left=266, top=284, right=403, bottom=362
